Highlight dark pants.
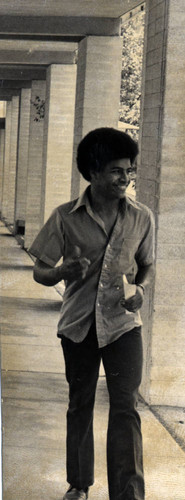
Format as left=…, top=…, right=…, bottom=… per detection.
left=61, top=322, right=144, bottom=500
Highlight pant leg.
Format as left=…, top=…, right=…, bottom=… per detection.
left=101, top=327, right=144, bottom=500
left=61, top=322, right=101, bottom=490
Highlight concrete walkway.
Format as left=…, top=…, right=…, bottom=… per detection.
left=1, top=221, right=185, bottom=500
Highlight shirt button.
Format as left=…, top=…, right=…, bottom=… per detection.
left=100, top=282, right=104, bottom=288
left=104, top=264, right=108, bottom=269
left=97, top=302, right=100, bottom=307
left=107, top=244, right=111, bottom=249
left=116, top=286, right=120, bottom=290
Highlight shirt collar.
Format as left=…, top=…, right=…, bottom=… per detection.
left=69, top=186, right=91, bottom=214
left=69, top=186, right=129, bottom=238
left=69, top=186, right=135, bottom=219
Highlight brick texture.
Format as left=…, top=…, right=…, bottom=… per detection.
left=0, top=129, right=5, bottom=212
left=8, top=96, right=19, bottom=224
left=41, top=64, right=76, bottom=224
left=15, top=88, right=31, bottom=224
left=24, top=80, right=46, bottom=249
left=5, top=97, right=19, bottom=225
left=1, top=101, right=12, bottom=220
left=138, top=0, right=185, bottom=405
left=71, top=36, right=123, bottom=199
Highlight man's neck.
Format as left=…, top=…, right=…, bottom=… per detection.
left=89, top=185, right=120, bottom=215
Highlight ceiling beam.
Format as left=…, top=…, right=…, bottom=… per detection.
left=0, top=80, right=32, bottom=89
left=0, top=16, right=121, bottom=36
left=0, top=35, right=83, bottom=42
left=0, top=88, right=21, bottom=100
left=0, top=50, right=77, bottom=65
left=0, top=39, right=78, bottom=51
left=0, top=1, right=144, bottom=18
left=0, top=65, right=47, bottom=80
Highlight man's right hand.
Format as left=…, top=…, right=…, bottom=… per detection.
left=59, top=245, right=91, bottom=282
left=33, top=246, right=91, bottom=287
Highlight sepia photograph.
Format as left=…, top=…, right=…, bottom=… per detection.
left=0, top=1, right=185, bottom=499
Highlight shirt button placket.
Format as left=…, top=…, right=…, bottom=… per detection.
left=96, top=240, right=113, bottom=346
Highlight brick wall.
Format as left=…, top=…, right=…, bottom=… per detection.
left=1, top=101, right=12, bottom=220
left=138, top=0, right=185, bottom=405
left=71, top=35, right=123, bottom=199
left=41, top=64, right=76, bottom=224
left=15, top=88, right=31, bottom=225
left=0, top=129, right=5, bottom=212
left=8, top=96, right=20, bottom=225
left=24, top=80, right=46, bottom=249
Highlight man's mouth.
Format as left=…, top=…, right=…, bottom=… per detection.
left=115, top=184, right=127, bottom=189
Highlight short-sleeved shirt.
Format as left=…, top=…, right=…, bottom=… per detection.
left=29, top=187, right=155, bottom=348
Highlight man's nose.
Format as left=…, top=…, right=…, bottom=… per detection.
left=119, top=170, right=128, bottom=182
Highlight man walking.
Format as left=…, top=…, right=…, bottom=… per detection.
left=30, top=128, right=155, bottom=500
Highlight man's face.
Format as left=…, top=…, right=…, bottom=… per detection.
left=91, top=158, right=133, bottom=200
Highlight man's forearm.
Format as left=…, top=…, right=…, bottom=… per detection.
left=135, top=263, right=154, bottom=290
left=33, top=260, right=64, bottom=286
left=33, top=253, right=91, bottom=286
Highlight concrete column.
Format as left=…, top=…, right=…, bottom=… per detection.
left=0, top=102, right=6, bottom=118
left=1, top=101, right=12, bottom=220
left=7, top=96, right=20, bottom=226
left=24, top=80, right=46, bottom=249
left=71, top=36, right=123, bottom=198
left=0, top=129, right=5, bottom=214
left=41, top=64, right=76, bottom=224
left=15, top=88, right=31, bottom=232
left=138, top=0, right=185, bottom=406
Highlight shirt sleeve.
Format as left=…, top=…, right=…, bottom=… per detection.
left=135, top=210, right=155, bottom=266
left=28, top=208, right=64, bottom=267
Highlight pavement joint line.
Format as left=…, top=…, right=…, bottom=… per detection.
left=1, top=369, right=106, bottom=378
left=2, top=397, right=66, bottom=403
left=1, top=369, right=66, bottom=375
left=3, top=444, right=64, bottom=451
left=1, top=342, right=62, bottom=347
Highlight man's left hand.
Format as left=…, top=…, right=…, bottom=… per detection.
left=120, top=285, right=144, bottom=313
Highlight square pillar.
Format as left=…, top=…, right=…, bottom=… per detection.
left=24, top=80, right=46, bottom=249
left=71, top=36, right=123, bottom=198
left=7, top=96, right=20, bottom=226
left=15, top=88, right=31, bottom=232
left=1, top=101, right=12, bottom=220
left=41, top=64, right=77, bottom=224
left=138, top=0, right=185, bottom=406
left=0, top=129, right=5, bottom=214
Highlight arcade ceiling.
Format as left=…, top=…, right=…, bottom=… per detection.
left=0, top=0, right=143, bottom=101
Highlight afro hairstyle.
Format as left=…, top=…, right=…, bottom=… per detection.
left=76, top=127, right=139, bottom=181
